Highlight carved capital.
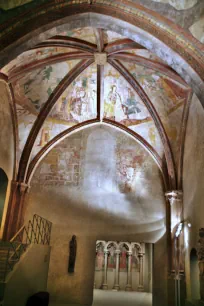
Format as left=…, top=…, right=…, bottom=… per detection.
left=127, top=251, right=132, bottom=256
left=165, top=190, right=183, bottom=205
left=115, top=250, right=121, bottom=255
left=18, top=182, right=30, bottom=195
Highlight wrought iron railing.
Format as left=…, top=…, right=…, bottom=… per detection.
left=0, top=214, right=52, bottom=282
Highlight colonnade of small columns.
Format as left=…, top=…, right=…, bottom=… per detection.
left=95, top=240, right=145, bottom=291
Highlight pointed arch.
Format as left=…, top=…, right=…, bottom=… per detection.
left=25, top=119, right=168, bottom=189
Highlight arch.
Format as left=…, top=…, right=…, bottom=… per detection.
left=190, top=248, right=200, bottom=300
left=0, top=7, right=203, bottom=103
left=0, top=168, right=8, bottom=228
left=96, top=240, right=106, bottom=251
left=105, top=241, right=119, bottom=252
left=26, top=120, right=168, bottom=189
left=131, top=242, right=142, bottom=253
left=118, top=242, right=131, bottom=252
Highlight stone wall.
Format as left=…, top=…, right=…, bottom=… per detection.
left=183, top=94, right=204, bottom=300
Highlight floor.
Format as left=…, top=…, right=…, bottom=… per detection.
left=49, top=289, right=152, bottom=306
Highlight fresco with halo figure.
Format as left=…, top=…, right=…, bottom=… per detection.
left=103, top=63, right=163, bottom=157
left=31, top=64, right=97, bottom=158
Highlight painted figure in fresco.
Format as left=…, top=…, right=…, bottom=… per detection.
left=122, top=88, right=149, bottom=120
left=108, top=246, right=116, bottom=269
left=69, top=87, right=90, bottom=122
left=96, top=245, right=104, bottom=271
left=104, top=85, right=125, bottom=121
left=120, top=246, right=127, bottom=271
left=68, top=235, right=77, bottom=273
left=118, top=151, right=136, bottom=193
left=38, top=126, right=51, bottom=147
left=132, top=246, right=139, bottom=271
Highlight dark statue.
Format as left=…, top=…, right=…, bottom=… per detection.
left=68, top=235, right=77, bottom=273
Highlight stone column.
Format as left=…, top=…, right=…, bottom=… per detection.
left=138, top=253, right=144, bottom=292
left=165, top=190, right=183, bottom=231
left=165, top=190, right=183, bottom=273
left=113, top=250, right=120, bottom=291
left=3, top=181, right=29, bottom=240
left=126, top=251, right=133, bottom=291
left=102, top=250, right=109, bottom=290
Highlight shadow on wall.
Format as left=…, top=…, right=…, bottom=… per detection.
left=0, top=168, right=8, bottom=228
left=190, top=248, right=200, bottom=300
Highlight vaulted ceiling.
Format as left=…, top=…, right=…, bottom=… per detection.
left=0, top=26, right=192, bottom=194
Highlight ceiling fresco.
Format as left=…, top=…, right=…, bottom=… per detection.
left=57, top=27, right=96, bottom=44
left=1, top=47, right=76, bottom=75
left=31, top=64, right=97, bottom=158
left=0, top=26, right=192, bottom=190
left=103, top=63, right=163, bottom=156
left=122, top=61, right=190, bottom=162
left=14, top=60, right=80, bottom=155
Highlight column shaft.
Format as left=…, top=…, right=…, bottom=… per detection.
left=113, top=251, right=120, bottom=291
left=138, top=254, right=144, bottom=292
left=126, top=252, right=132, bottom=291
left=102, top=251, right=108, bottom=290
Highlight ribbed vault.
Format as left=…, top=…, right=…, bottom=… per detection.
left=0, top=26, right=192, bottom=192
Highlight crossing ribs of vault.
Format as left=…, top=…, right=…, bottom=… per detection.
left=94, top=53, right=107, bottom=65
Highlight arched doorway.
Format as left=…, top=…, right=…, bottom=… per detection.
left=0, top=168, right=8, bottom=228
left=190, top=248, right=200, bottom=300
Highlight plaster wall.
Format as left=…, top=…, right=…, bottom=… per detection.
left=0, top=82, right=14, bottom=180
left=183, top=94, right=204, bottom=300
left=24, top=184, right=168, bottom=305
left=24, top=126, right=168, bottom=305
left=0, top=82, right=15, bottom=238
left=3, top=244, right=51, bottom=306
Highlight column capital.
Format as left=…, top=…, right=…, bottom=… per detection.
left=127, top=251, right=132, bottom=256
left=115, top=250, right=121, bottom=255
left=104, top=250, right=109, bottom=255
left=18, top=182, right=30, bottom=195
left=165, top=190, right=183, bottom=205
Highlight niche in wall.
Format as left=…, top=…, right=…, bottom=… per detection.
left=0, top=168, right=8, bottom=228
left=190, top=248, right=200, bottom=300
left=94, top=240, right=152, bottom=292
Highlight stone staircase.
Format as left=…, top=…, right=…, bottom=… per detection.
left=0, top=244, right=11, bottom=302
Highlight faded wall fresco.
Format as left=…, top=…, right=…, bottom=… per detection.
left=0, top=82, right=14, bottom=178
left=32, top=126, right=165, bottom=225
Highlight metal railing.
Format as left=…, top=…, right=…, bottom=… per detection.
left=0, top=214, right=52, bottom=282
